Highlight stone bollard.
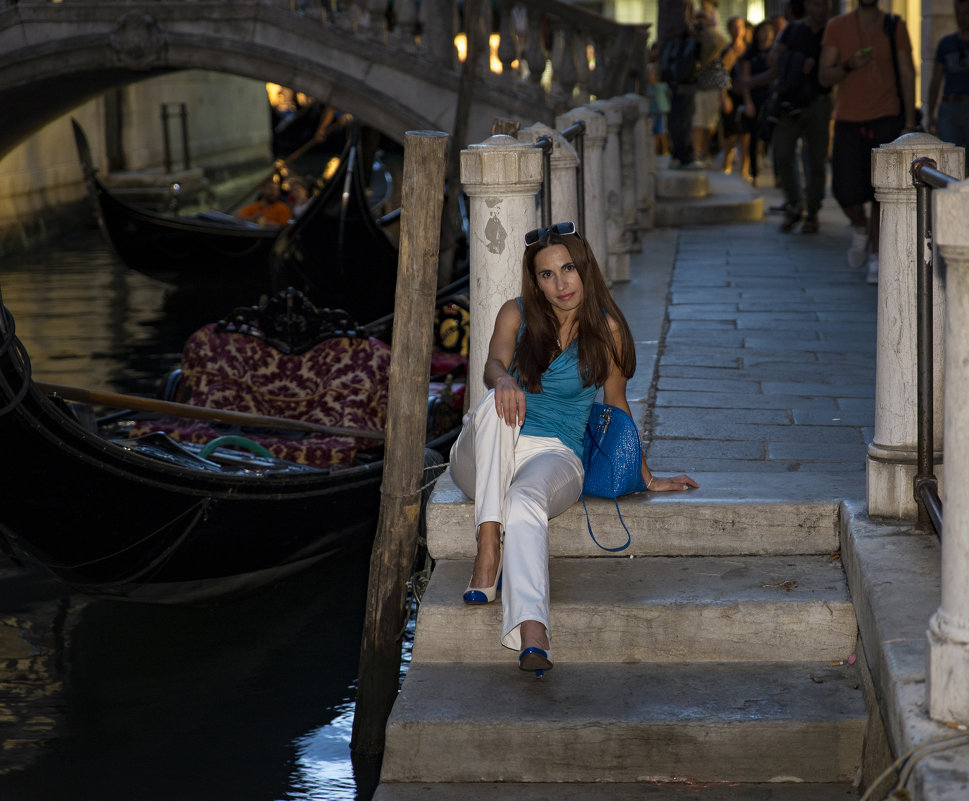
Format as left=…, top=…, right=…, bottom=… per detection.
left=867, top=134, right=962, bottom=519
left=589, top=98, right=629, bottom=283
left=624, top=92, right=655, bottom=232
left=517, top=123, right=579, bottom=226
left=460, top=134, right=543, bottom=409
left=555, top=105, right=608, bottom=274
left=927, top=175, right=969, bottom=725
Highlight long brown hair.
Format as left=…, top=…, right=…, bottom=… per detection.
left=514, top=230, right=636, bottom=392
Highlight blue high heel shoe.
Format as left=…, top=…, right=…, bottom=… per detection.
left=518, top=647, right=553, bottom=678
left=462, top=546, right=502, bottom=604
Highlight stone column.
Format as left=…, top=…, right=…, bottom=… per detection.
left=555, top=105, right=608, bottom=274
left=460, top=135, right=543, bottom=409
left=867, top=133, right=962, bottom=519
left=625, top=92, right=655, bottom=232
left=927, top=176, right=969, bottom=725
left=588, top=98, right=628, bottom=283
left=517, top=122, right=579, bottom=226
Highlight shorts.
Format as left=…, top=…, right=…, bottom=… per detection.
left=831, top=115, right=904, bottom=208
left=693, top=89, right=721, bottom=130
left=649, top=113, right=667, bottom=136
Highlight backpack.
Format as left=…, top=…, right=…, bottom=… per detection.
left=661, top=34, right=701, bottom=86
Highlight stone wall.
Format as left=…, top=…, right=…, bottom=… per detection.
left=0, top=71, right=272, bottom=256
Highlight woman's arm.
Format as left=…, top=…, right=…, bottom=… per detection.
left=484, top=299, right=528, bottom=427
left=601, top=318, right=699, bottom=492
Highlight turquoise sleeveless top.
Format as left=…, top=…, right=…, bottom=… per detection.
left=513, top=298, right=598, bottom=458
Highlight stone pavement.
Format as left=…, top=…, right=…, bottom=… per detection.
left=616, top=177, right=876, bottom=478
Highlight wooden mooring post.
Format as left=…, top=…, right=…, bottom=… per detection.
left=350, top=130, right=450, bottom=757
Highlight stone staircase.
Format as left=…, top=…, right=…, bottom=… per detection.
left=653, top=160, right=764, bottom=227
left=373, top=472, right=869, bottom=799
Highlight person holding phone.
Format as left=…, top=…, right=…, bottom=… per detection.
left=819, top=0, right=917, bottom=284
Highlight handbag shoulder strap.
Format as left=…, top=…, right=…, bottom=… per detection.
left=580, top=494, right=632, bottom=552
left=883, top=13, right=905, bottom=111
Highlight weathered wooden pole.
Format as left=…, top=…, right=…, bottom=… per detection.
left=350, top=130, right=450, bottom=757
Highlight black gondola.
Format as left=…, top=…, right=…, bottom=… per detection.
left=0, top=283, right=468, bottom=605
left=72, top=120, right=400, bottom=323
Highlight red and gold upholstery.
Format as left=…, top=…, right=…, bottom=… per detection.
left=130, top=324, right=391, bottom=468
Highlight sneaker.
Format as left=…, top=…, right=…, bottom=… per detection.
left=681, top=160, right=707, bottom=171
left=865, top=253, right=879, bottom=285
left=848, top=226, right=869, bottom=268
left=801, top=216, right=819, bottom=234
left=779, top=204, right=802, bottom=233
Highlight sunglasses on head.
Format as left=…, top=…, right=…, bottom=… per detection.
left=523, top=221, right=579, bottom=246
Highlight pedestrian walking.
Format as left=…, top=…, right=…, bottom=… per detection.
left=449, top=222, right=697, bottom=675
left=771, top=0, right=833, bottom=233
left=691, top=8, right=733, bottom=168
left=662, top=4, right=703, bottom=168
left=819, top=0, right=917, bottom=284
left=926, top=0, right=969, bottom=153
left=738, top=20, right=777, bottom=187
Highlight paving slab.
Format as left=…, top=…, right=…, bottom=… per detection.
left=655, top=391, right=838, bottom=411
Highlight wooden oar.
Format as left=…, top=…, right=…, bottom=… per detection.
left=33, top=381, right=386, bottom=440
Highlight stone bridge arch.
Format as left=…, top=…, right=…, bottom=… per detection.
left=0, top=1, right=565, bottom=159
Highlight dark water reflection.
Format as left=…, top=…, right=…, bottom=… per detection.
left=0, top=232, right=392, bottom=800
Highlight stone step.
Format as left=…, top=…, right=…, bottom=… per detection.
left=374, top=781, right=860, bottom=800
left=656, top=168, right=710, bottom=199
left=426, top=472, right=855, bottom=560
left=412, top=556, right=857, bottom=664
left=381, top=661, right=866, bottom=784
left=652, top=166, right=763, bottom=226
left=654, top=192, right=763, bottom=226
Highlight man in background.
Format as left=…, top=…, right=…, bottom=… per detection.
left=819, top=0, right=917, bottom=284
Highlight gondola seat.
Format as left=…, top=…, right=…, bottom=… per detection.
left=129, top=323, right=391, bottom=468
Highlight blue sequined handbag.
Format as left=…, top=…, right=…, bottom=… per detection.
left=580, top=402, right=648, bottom=552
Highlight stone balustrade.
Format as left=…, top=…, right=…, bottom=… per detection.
left=337, top=0, right=649, bottom=109
left=869, top=133, right=969, bottom=725
left=13, top=0, right=648, bottom=110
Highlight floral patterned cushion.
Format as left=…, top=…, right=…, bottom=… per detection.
left=129, top=324, right=391, bottom=468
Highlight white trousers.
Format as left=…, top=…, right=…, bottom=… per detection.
left=448, top=389, right=584, bottom=651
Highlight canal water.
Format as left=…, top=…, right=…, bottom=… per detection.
left=0, top=229, right=402, bottom=800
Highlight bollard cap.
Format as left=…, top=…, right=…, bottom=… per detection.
left=872, top=132, right=965, bottom=192
left=517, top=124, right=578, bottom=165
left=460, top=136, right=544, bottom=190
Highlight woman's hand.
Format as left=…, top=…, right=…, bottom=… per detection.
left=494, top=374, right=526, bottom=427
left=646, top=473, right=700, bottom=492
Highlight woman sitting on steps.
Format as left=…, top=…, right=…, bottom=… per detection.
left=447, top=222, right=699, bottom=677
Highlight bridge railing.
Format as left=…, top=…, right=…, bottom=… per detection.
left=295, top=0, right=650, bottom=107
